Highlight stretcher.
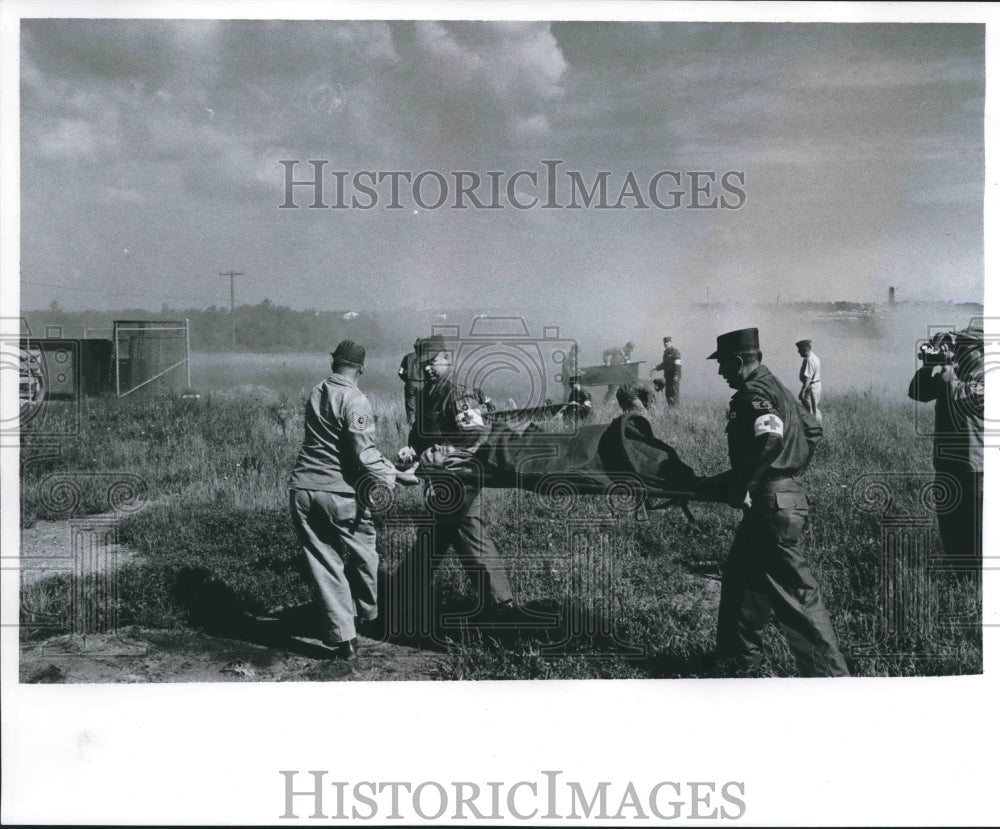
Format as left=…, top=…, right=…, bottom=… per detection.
left=415, top=413, right=706, bottom=522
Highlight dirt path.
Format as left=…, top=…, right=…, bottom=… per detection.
left=18, top=508, right=144, bottom=587
left=18, top=511, right=449, bottom=683
left=20, top=627, right=449, bottom=683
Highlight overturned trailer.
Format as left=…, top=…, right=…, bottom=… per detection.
left=576, top=361, right=645, bottom=387
left=18, top=319, right=191, bottom=403
left=19, top=337, right=114, bottom=401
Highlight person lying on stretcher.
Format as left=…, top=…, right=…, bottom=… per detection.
left=394, top=383, right=701, bottom=500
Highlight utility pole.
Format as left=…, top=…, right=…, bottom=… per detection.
left=219, top=270, right=243, bottom=349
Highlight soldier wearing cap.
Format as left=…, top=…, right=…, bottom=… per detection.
left=565, top=374, right=593, bottom=422
left=394, top=334, right=518, bottom=627
left=654, top=336, right=682, bottom=407
left=602, top=340, right=636, bottom=402
left=701, top=327, right=849, bottom=676
left=908, top=321, right=985, bottom=562
left=562, top=344, right=581, bottom=403
left=615, top=382, right=652, bottom=414
left=289, top=340, right=413, bottom=659
left=796, top=339, right=822, bottom=422
left=398, top=337, right=426, bottom=426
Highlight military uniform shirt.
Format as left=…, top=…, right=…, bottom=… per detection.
left=727, top=364, right=820, bottom=491
left=603, top=346, right=630, bottom=365
left=289, top=374, right=395, bottom=493
left=409, top=376, right=486, bottom=455
left=398, top=351, right=424, bottom=384
left=655, top=346, right=682, bottom=378
left=799, top=352, right=820, bottom=387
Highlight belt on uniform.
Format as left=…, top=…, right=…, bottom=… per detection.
left=760, top=473, right=803, bottom=486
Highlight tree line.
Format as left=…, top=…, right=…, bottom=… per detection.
left=26, top=300, right=392, bottom=352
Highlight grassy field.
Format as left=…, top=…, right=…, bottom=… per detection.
left=19, top=356, right=982, bottom=679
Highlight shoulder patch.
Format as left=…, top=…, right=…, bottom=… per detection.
left=352, top=411, right=371, bottom=431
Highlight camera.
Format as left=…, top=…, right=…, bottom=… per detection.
left=918, top=332, right=955, bottom=366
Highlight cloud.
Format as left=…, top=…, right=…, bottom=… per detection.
left=16, top=20, right=984, bottom=312
left=390, top=21, right=567, bottom=152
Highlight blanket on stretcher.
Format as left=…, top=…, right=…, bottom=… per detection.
left=418, top=413, right=699, bottom=499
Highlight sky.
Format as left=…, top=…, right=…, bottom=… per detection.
left=16, top=18, right=986, bottom=320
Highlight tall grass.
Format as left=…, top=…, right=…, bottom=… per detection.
left=19, top=365, right=980, bottom=678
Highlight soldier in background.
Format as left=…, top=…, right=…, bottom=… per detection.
left=602, top=340, right=635, bottom=402
left=701, top=327, right=848, bottom=677
left=562, top=343, right=581, bottom=403
left=654, top=336, right=682, bottom=407
left=796, top=339, right=822, bottom=422
left=615, top=382, right=652, bottom=414
left=564, top=375, right=593, bottom=422
left=398, top=337, right=425, bottom=426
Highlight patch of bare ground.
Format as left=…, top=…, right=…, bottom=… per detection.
left=19, top=509, right=449, bottom=682
left=20, top=628, right=449, bottom=683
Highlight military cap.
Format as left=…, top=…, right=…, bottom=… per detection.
left=568, top=374, right=582, bottom=383
left=625, top=341, right=635, bottom=349
left=707, top=327, right=759, bottom=359
left=662, top=336, right=672, bottom=342
left=795, top=339, right=812, bottom=348
left=420, top=333, right=449, bottom=361
left=331, top=340, right=366, bottom=364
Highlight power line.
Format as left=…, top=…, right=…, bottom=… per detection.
left=218, top=270, right=244, bottom=348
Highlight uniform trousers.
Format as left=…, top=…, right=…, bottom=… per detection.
left=934, top=464, right=983, bottom=563
left=403, top=382, right=421, bottom=425
left=289, top=488, right=378, bottom=645
left=431, top=483, right=513, bottom=608
left=717, top=479, right=849, bottom=677
left=390, top=480, right=514, bottom=637
left=800, top=382, right=822, bottom=422
left=663, top=376, right=680, bottom=407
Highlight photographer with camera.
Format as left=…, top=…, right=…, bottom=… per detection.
left=908, top=323, right=985, bottom=563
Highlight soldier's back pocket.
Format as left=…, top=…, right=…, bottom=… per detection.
left=317, top=490, right=358, bottom=523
